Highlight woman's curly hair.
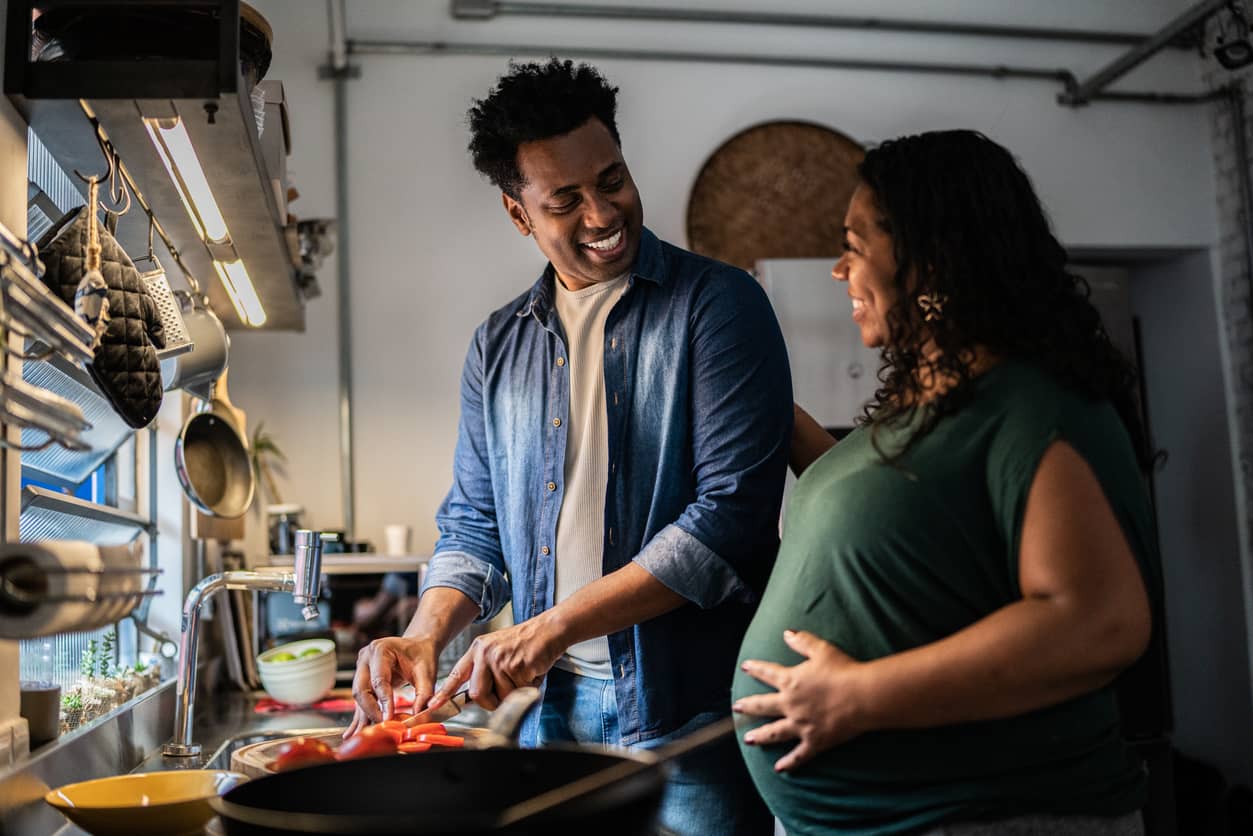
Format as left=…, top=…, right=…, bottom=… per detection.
left=857, top=130, right=1154, bottom=470
left=467, top=58, right=620, bottom=198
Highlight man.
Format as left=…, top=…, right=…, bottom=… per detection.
left=350, top=58, right=791, bottom=834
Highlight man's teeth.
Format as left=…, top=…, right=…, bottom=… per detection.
left=585, top=230, right=622, bottom=251
left=851, top=298, right=865, bottom=310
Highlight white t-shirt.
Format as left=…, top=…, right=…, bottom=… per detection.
left=551, top=272, right=629, bottom=679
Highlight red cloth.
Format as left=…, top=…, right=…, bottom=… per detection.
left=254, top=693, right=415, bottom=714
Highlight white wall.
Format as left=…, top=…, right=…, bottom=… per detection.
left=232, top=0, right=1220, bottom=560
left=1131, top=251, right=1252, bottom=785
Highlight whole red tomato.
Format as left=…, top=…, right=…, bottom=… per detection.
left=272, top=737, right=335, bottom=772
left=336, top=732, right=397, bottom=761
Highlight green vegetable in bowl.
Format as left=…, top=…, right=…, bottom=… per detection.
left=300, top=647, right=322, bottom=658
left=270, top=652, right=297, bottom=662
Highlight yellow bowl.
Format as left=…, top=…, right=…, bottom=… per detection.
left=45, top=769, right=248, bottom=836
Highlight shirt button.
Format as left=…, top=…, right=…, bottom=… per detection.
left=541, top=545, right=550, bottom=555
left=556, top=357, right=565, bottom=367
left=610, top=338, right=617, bottom=350
left=547, top=481, right=556, bottom=491
left=552, top=418, right=562, bottom=428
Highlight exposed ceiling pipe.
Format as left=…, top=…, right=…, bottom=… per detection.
left=350, top=38, right=1072, bottom=84
left=328, top=0, right=349, bottom=72
left=348, top=38, right=1219, bottom=104
left=1228, top=83, right=1253, bottom=327
left=1059, top=0, right=1227, bottom=105
left=450, top=0, right=1180, bottom=49
left=327, top=0, right=356, bottom=539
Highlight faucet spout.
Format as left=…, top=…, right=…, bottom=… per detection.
left=163, top=530, right=330, bottom=757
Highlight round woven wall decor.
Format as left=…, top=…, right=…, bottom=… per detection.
left=686, top=121, right=864, bottom=272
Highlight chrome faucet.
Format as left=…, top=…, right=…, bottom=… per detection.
left=163, top=530, right=333, bottom=757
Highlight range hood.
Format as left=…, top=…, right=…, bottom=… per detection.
left=2, top=0, right=307, bottom=331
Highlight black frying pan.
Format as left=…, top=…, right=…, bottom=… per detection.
left=209, top=716, right=736, bottom=835
left=209, top=746, right=667, bottom=835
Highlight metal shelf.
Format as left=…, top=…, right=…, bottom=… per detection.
left=20, top=485, right=153, bottom=546
left=19, top=353, right=136, bottom=489
left=3, top=0, right=305, bottom=331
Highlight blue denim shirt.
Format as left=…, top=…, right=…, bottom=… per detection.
left=423, top=228, right=792, bottom=745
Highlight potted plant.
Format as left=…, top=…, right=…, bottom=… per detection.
left=60, top=691, right=83, bottom=732
left=250, top=421, right=286, bottom=507
left=99, top=630, right=131, bottom=704
left=129, top=660, right=148, bottom=695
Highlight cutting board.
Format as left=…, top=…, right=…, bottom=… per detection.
left=230, top=726, right=491, bottom=778
left=193, top=369, right=249, bottom=542
left=231, top=728, right=344, bottom=778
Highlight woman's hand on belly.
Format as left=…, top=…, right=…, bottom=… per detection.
left=734, top=628, right=869, bottom=772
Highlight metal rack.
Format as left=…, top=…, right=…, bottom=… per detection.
left=4, top=0, right=307, bottom=331
left=0, top=220, right=94, bottom=364
left=0, top=220, right=102, bottom=461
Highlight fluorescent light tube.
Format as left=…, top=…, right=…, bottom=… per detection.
left=213, top=259, right=267, bottom=327
left=144, top=118, right=230, bottom=243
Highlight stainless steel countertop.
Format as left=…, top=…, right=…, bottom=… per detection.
left=4, top=684, right=348, bottom=835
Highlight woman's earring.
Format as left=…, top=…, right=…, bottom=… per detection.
left=917, top=293, right=948, bottom=322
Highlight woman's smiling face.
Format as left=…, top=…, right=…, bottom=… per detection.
left=832, top=184, right=899, bottom=349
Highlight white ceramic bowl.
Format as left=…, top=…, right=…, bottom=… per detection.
left=256, top=638, right=334, bottom=670
left=256, top=639, right=335, bottom=706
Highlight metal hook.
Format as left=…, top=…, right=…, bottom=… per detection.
left=72, top=126, right=131, bottom=216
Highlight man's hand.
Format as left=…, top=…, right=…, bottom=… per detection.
left=429, top=613, right=568, bottom=711
left=346, top=635, right=439, bottom=737
left=733, top=629, right=870, bottom=772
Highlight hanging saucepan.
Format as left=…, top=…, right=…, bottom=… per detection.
left=160, top=290, right=229, bottom=399
left=174, top=371, right=254, bottom=519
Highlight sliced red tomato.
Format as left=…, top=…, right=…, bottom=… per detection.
left=357, top=723, right=405, bottom=745
left=373, top=720, right=408, bottom=744
left=414, top=733, right=464, bottom=748
left=272, top=737, right=335, bottom=772
left=397, top=741, right=432, bottom=754
left=336, top=733, right=397, bottom=761
left=402, top=723, right=447, bottom=742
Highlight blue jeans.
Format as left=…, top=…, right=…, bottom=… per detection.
left=535, top=667, right=773, bottom=836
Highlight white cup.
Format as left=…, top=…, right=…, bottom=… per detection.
left=383, top=524, right=411, bottom=557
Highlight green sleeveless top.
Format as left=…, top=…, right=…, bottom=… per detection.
left=733, top=360, right=1158, bottom=835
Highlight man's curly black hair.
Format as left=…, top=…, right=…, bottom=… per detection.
left=857, top=130, right=1155, bottom=471
left=467, top=58, right=620, bottom=198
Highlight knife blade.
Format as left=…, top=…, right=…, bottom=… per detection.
left=403, top=688, right=470, bottom=727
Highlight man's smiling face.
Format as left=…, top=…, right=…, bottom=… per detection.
left=504, top=117, right=644, bottom=290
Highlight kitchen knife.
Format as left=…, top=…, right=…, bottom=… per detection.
left=403, top=688, right=470, bottom=727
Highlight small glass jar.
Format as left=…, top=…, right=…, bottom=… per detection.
left=266, top=504, right=304, bottom=555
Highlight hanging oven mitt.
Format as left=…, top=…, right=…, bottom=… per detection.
left=36, top=188, right=166, bottom=429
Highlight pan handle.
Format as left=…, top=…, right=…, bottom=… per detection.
left=494, top=714, right=736, bottom=828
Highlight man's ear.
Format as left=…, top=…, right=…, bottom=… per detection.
left=503, top=193, right=532, bottom=237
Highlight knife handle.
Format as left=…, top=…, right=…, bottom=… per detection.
left=403, top=688, right=469, bottom=727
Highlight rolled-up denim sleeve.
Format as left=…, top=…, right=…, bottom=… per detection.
left=426, top=329, right=512, bottom=622
left=633, top=269, right=792, bottom=608
left=633, top=524, right=753, bottom=608
left=421, top=551, right=510, bottom=622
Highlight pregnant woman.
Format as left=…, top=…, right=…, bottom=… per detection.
left=733, top=130, right=1160, bottom=836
